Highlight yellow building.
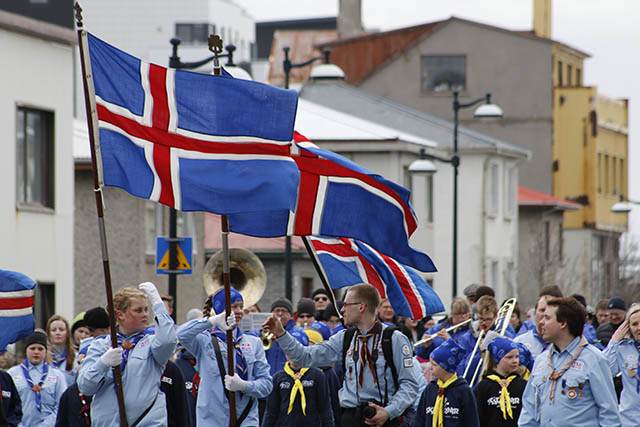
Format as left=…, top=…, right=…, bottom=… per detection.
left=541, top=0, right=630, bottom=300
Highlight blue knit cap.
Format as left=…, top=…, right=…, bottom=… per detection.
left=212, top=287, right=243, bottom=315
left=488, top=336, right=517, bottom=364
left=431, top=339, right=466, bottom=373
left=514, top=342, right=534, bottom=371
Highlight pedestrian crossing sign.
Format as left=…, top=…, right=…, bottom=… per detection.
left=156, top=237, right=192, bottom=275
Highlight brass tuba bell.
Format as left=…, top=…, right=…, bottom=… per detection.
left=203, top=248, right=266, bottom=308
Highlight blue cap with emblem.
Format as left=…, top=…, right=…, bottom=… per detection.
left=431, top=339, right=466, bottom=373
left=211, top=287, right=243, bottom=315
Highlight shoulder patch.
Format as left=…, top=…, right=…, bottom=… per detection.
left=401, top=344, right=411, bottom=356
left=403, top=357, right=413, bottom=368
left=570, top=360, right=584, bottom=371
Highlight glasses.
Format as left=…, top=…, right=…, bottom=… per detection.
left=314, top=296, right=328, bottom=302
left=343, top=301, right=362, bottom=307
left=478, top=316, right=495, bottom=323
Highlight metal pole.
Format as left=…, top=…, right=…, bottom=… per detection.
left=452, top=91, right=460, bottom=299
left=168, top=208, right=177, bottom=321
left=75, top=4, right=128, bottom=425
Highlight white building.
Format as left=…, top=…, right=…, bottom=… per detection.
left=0, top=9, right=76, bottom=325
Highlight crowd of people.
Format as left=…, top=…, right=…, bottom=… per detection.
left=0, top=281, right=637, bottom=427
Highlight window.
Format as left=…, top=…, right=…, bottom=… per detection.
left=421, top=55, right=466, bottom=92
left=567, top=64, right=573, bottom=86
left=620, top=158, right=625, bottom=196
left=604, top=154, right=609, bottom=194
left=597, top=153, right=602, bottom=193
left=426, top=175, right=433, bottom=223
left=175, top=23, right=211, bottom=44
left=403, top=166, right=413, bottom=204
left=558, top=222, right=564, bottom=261
left=491, top=260, right=499, bottom=289
left=145, top=204, right=197, bottom=257
left=302, top=278, right=313, bottom=298
left=576, top=68, right=582, bottom=86
left=612, top=157, right=617, bottom=195
left=504, top=166, right=516, bottom=217
left=544, top=221, right=551, bottom=261
left=557, top=60, right=563, bottom=86
left=34, top=282, right=55, bottom=329
left=487, top=163, right=499, bottom=215
left=16, top=106, right=55, bottom=209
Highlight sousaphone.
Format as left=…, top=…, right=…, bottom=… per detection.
left=203, top=248, right=266, bottom=308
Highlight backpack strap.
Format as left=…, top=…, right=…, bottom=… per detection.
left=382, top=326, right=399, bottom=391
left=341, top=327, right=357, bottom=377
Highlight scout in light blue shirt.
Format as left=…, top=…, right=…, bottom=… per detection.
left=603, top=304, right=640, bottom=427
left=9, top=331, right=67, bottom=427
left=264, top=284, right=420, bottom=424
left=77, top=283, right=177, bottom=427
left=519, top=297, right=620, bottom=427
left=177, top=288, right=272, bottom=427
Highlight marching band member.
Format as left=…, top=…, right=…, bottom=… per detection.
left=604, top=303, right=640, bottom=427
left=413, top=339, right=479, bottom=427
left=47, top=315, right=77, bottom=386
left=176, top=287, right=272, bottom=426
left=77, top=283, right=177, bottom=426
left=9, top=331, right=67, bottom=427
left=519, top=297, right=620, bottom=427
left=473, top=336, right=526, bottom=426
left=416, top=298, right=474, bottom=360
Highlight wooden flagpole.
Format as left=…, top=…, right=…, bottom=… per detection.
left=208, top=35, right=238, bottom=427
left=74, top=4, right=128, bottom=426
left=301, top=237, right=342, bottom=319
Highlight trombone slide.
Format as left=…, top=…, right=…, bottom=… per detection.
left=413, top=318, right=473, bottom=348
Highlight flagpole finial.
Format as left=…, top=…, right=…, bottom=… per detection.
left=74, top=2, right=83, bottom=29
left=208, top=35, right=223, bottom=59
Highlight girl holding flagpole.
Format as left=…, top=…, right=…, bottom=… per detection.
left=46, top=314, right=77, bottom=386
left=9, top=331, right=67, bottom=426
left=77, top=282, right=177, bottom=426
left=473, top=335, right=526, bottom=427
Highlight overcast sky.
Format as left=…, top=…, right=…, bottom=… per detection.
left=236, top=0, right=639, bottom=236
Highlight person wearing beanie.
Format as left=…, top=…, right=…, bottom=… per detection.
left=597, top=296, right=627, bottom=347
left=70, top=312, right=89, bottom=350
left=474, top=336, right=527, bottom=426
left=250, top=297, right=308, bottom=376
left=177, top=287, right=272, bottom=427
left=9, top=331, right=67, bottom=426
left=413, top=339, right=479, bottom=427
left=320, top=303, right=343, bottom=335
left=513, top=342, right=533, bottom=380
left=296, top=298, right=316, bottom=329
left=311, top=289, right=331, bottom=311
left=76, top=307, right=111, bottom=366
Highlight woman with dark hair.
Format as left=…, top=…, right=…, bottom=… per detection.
left=46, top=314, right=76, bottom=385
left=77, top=282, right=177, bottom=426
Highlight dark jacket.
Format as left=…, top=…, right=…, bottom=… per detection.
left=596, top=321, right=623, bottom=348
left=161, top=359, right=193, bottom=427
left=55, top=383, right=91, bottom=427
left=174, top=349, right=198, bottom=426
left=0, top=370, right=22, bottom=427
left=473, top=371, right=526, bottom=427
left=262, top=366, right=334, bottom=427
left=413, top=377, right=479, bottom=427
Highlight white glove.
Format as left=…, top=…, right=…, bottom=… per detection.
left=138, top=282, right=163, bottom=306
left=100, top=347, right=123, bottom=367
left=209, top=312, right=237, bottom=331
left=224, top=374, right=247, bottom=392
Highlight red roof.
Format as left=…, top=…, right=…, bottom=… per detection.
left=518, top=186, right=582, bottom=210
left=205, top=214, right=306, bottom=251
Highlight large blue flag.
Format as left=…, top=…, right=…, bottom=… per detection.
left=228, top=132, right=437, bottom=272
left=0, top=270, right=36, bottom=350
left=308, top=237, right=444, bottom=319
left=83, top=33, right=299, bottom=214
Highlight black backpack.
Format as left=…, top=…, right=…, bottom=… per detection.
left=341, top=326, right=400, bottom=390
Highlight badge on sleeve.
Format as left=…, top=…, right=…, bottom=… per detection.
left=403, top=357, right=413, bottom=368
left=401, top=344, right=411, bottom=356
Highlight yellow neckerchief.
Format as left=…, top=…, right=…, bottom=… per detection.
left=486, top=374, right=517, bottom=419
left=522, top=368, right=530, bottom=381
left=284, top=362, right=310, bottom=415
left=432, top=374, right=458, bottom=427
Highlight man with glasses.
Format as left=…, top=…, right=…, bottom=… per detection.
left=312, top=289, right=331, bottom=311
left=263, top=283, right=420, bottom=427
left=415, top=298, right=475, bottom=360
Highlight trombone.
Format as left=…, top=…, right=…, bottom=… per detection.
left=413, top=318, right=473, bottom=348
left=463, top=298, right=517, bottom=387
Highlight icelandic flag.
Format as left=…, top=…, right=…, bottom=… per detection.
left=229, top=132, right=437, bottom=272
left=82, top=32, right=300, bottom=214
left=0, top=270, right=36, bottom=350
left=308, top=237, right=444, bottom=319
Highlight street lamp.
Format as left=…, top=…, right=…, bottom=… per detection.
left=410, top=91, right=503, bottom=299
left=281, top=46, right=341, bottom=301
left=611, top=194, right=640, bottom=213
left=165, top=39, right=249, bottom=320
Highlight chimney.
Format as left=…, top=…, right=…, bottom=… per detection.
left=338, top=0, right=363, bottom=39
left=533, top=0, right=552, bottom=38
